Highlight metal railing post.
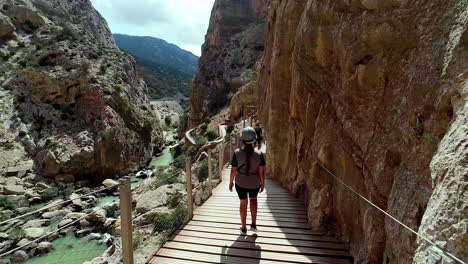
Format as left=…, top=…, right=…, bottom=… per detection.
left=208, top=149, right=212, bottom=195
left=185, top=160, right=194, bottom=219
left=119, top=177, right=134, bottom=264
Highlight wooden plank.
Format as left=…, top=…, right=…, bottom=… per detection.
left=211, top=198, right=304, bottom=205
left=149, top=256, right=212, bottom=264
left=156, top=248, right=279, bottom=264
left=198, top=205, right=307, bottom=215
left=163, top=242, right=352, bottom=264
left=174, top=229, right=347, bottom=250
left=202, top=201, right=306, bottom=210
left=192, top=215, right=310, bottom=229
left=181, top=225, right=342, bottom=244
left=194, top=208, right=308, bottom=219
left=194, top=211, right=308, bottom=223
left=170, top=234, right=352, bottom=259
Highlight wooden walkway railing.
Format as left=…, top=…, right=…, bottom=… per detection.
left=148, top=164, right=353, bottom=264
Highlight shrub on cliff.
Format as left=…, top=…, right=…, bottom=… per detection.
left=206, top=128, right=218, bottom=141
left=197, top=160, right=209, bottom=182
left=55, top=25, right=78, bottom=41
left=153, top=206, right=188, bottom=233
left=0, top=197, right=14, bottom=210
left=164, top=116, right=172, bottom=126
left=173, top=154, right=187, bottom=169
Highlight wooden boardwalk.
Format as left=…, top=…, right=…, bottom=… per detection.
left=149, top=166, right=352, bottom=264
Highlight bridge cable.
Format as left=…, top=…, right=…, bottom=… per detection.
left=315, top=159, right=466, bottom=264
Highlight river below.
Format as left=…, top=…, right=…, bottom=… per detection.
left=21, top=144, right=175, bottom=264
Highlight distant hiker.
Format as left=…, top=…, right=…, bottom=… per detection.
left=229, top=127, right=266, bottom=235
left=255, top=123, right=263, bottom=150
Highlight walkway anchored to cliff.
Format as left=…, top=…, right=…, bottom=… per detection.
left=148, top=164, right=353, bottom=264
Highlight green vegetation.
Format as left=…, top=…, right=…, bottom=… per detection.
left=56, top=25, right=78, bottom=41
left=99, top=64, right=107, bottom=74
left=0, top=197, right=14, bottom=210
left=168, top=192, right=183, bottom=209
left=173, top=154, right=187, bottom=169
left=133, top=231, right=142, bottom=250
left=200, top=123, right=208, bottom=131
left=164, top=116, right=172, bottom=126
left=206, top=128, right=218, bottom=141
left=151, top=169, right=179, bottom=189
left=412, top=118, right=424, bottom=136
left=197, top=159, right=209, bottom=182
left=204, top=117, right=211, bottom=124
left=35, top=43, right=44, bottom=50
left=153, top=206, right=188, bottom=233
left=18, top=59, right=28, bottom=67
left=40, top=187, right=58, bottom=200
left=9, top=228, right=25, bottom=242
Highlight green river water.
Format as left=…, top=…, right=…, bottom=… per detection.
left=21, top=146, right=174, bottom=264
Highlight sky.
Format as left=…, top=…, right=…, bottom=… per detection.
left=90, top=0, right=215, bottom=56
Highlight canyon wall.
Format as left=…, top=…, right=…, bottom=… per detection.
left=257, top=0, right=467, bottom=263
left=0, top=0, right=164, bottom=181
left=189, top=0, right=269, bottom=127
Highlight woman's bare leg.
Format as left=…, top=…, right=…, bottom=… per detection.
left=240, top=199, right=248, bottom=229
left=249, top=197, right=258, bottom=225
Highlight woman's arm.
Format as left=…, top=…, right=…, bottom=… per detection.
left=229, top=167, right=237, bottom=192
left=259, top=166, right=265, bottom=192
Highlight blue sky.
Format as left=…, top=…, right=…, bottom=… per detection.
left=90, top=0, right=215, bottom=56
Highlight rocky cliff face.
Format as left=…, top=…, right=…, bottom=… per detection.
left=189, top=0, right=269, bottom=127
left=257, top=0, right=467, bottom=263
left=0, top=0, right=163, bottom=181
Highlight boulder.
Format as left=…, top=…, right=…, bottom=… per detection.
left=23, top=219, right=49, bottom=228
left=11, top=250, right=28, bottom=263
left=3, top=185, right=25, bottom=195
left=58, top=218, right=74, bottom=228
left=54, top=174, right=75, bottom=184
left=75, top=228, right=92, bottom=237
left=65, top=212, right=86, bottom=220
left=35, top=182, right=50, bottom=189
left=102, top=179, right=119, bottom=188
left=42, top=209, right=70, bottom=219
left=135, top=186, right=171, bottom=214
left=86, top=209, right=106, bottom=226
left=102, top=202, right=119, bottom=217
left=0, top=241, right=12, bottom=256
left=69, top=193, right=85, bottom=208
left=5, top=163, right=31, bottom=178
left=5, top=195, right=29, bottom=207
left=44, top=199, right=64, bottom=212
left=133, top=207, right=169, bottom=226
left=0, top=232, right=8, bottom=240
left=37, top=241, right=54, bottom=254
left=24, top=228, right=45, bottom=239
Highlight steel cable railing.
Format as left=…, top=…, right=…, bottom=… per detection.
left=315, top=158, right=466, bottom=264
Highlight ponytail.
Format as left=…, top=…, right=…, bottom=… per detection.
left=243, top=142, right=254, bottom=175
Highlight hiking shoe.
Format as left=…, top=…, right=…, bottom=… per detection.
left=240, top=227, right=247, bottom=235
left=250, top=224, right=258, bottom=232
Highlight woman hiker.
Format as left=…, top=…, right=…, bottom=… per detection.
left=229, top=127, right=266, bottom=235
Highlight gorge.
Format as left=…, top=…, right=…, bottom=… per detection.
left=0, top=0, right=466, bottom=263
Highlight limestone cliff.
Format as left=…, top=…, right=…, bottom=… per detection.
left=0, top=0, right=164, bottom=181
left=189, top=0, right=269, bottom=127
left=257, top=0, right=467, bottom=263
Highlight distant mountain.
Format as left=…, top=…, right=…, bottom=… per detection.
left=114, top=34, right=198, bottom=102
left=114, top=34, right=198, bottom=75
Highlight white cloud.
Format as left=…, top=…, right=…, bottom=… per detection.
left=90, top=0, right=215, bottom=56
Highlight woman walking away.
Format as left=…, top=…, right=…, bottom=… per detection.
left=229, top=127, right=266, bottom=235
